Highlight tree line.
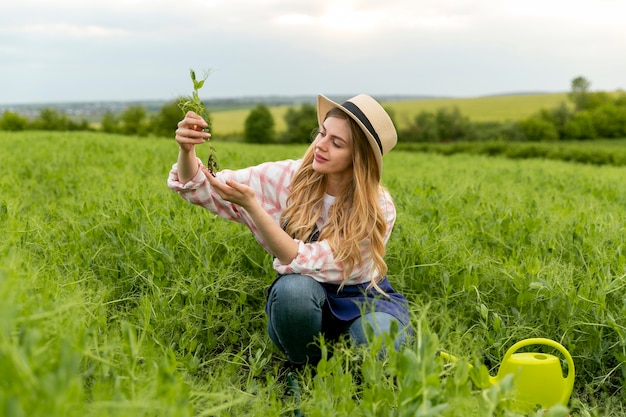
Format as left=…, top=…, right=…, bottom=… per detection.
left=400, top=76, right=626, bottom=143
left=2, top=77, right=624, bottom=143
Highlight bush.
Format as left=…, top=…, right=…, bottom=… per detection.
left=101, top=111, right=119, bottom=134
left=31, top=108, right=70, bottom=131
left=119, top=105, right=149, bottom=136
left=585, top=91, right=615, bottom=111
left=0, top=111, right=28, bottom=131
left=591, top=104, right=626, bottom=138
left=400, top=107, right=473, bottom=143
left=244, top=104, right=275, bottom=144
left=613, top=91, right=626, bottom=107
left=537, top=103, right=573, bottom=139
left=435, top=107, right=469, bottom=141
left=517, top=116, right=559, bottom=141
left=151, top=100, right=192, bottom=139
left=464, top=121, right=525, bottom=142
left=406, top=111, right=439, bottom=142
left=563, top=111, right=597, bottom=139
left=280, top=103, right=317, bottom=144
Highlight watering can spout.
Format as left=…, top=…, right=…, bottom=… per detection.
left=437, top=338, right=575, bottom=410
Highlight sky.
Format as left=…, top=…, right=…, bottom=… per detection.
left=1, top=0, right=625, bottom=105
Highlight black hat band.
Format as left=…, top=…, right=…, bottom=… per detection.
left=342, top=100, right=383, bottom=154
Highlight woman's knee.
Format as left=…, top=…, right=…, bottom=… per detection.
left=266, top=274, right=327, bottom=364
left=268, top=274, right=326, bottom=308
left=348, top=312, right=408, bottom=351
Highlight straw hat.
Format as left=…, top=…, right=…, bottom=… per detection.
left=317, top=94, right=397, bottom=178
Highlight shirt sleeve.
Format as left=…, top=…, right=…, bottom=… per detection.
left=273, top=188, right=397, bottom=285
left=168, top=159, right=396, bottom=285
left=167, top=158, right=301, bottom=250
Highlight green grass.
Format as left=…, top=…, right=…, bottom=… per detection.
left=1, top=131, right=625, bottom=416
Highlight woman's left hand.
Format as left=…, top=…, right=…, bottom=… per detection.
left=204, top=167, right=257, bottom=209
left=204, top=167, right=297, bottom=264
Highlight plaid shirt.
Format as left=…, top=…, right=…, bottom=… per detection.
left=167, top=158, right=396, bottom=285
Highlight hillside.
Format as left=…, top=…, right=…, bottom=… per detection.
left=210, top=93, right=571, bottom=135
left=1, top=92, right=571, bottom=135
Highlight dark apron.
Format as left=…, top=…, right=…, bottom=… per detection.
left=265, top=226, right=410, bottom=326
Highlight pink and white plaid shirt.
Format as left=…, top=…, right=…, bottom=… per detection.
left=167, top=158, right=396, bottom=285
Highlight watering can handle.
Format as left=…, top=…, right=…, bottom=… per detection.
left=501, top=338, right=575, bottom=381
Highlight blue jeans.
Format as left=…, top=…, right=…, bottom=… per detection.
left=266, top=274, right=408, bottom=365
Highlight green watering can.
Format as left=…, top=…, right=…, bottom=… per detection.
left=438, top=338, right=575, bottom=410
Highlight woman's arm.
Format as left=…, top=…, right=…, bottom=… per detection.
left=205, top=169, right=299, bottom=264
left=241, top=196, right=299, bottom=264
left=175, top=111, right=210, bottom=182
left=203, top=168, right=298, bottom=263
left=169, top=111, right=300, bottom=262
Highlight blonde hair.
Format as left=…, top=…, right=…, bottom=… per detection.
left=281, top=108, right=388, bottom=292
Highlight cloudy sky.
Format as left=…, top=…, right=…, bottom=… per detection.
left=1, top=0, right=625, bottom=104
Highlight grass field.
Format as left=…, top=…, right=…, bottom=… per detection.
left=1, top=131, right=625, bottom=416
left=386, top=93, right=570, bottom=125
left=210, top=105, right=291, bottom=136
left=209, top=93, right=570, bottom=136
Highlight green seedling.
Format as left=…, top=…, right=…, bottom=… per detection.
left=178, top=68, right=219, bottom=175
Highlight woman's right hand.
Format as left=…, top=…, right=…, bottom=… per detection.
left=175, top=111, right=210, bottom=153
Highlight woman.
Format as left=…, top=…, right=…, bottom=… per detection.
left=168, top=94, right=410, bottom=366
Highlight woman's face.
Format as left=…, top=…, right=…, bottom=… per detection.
left=311, top=116, right=354, bottom=183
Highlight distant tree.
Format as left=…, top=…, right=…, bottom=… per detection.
left=101, top=111, right=119, bottom=134
left=412, top=111, right=439, bottom=142
left=585, top=91, right=614, bottom=111
left=463, top=120, right=525, bottom=142
left=614, top=91, right=626, bottom=107
left=563, top=111, right=597, bottom=139
left=0, top=111, right=28, bottom=131
left=31, top=108, right=71, bottom=130
left=435, top=107, right=469, bottom=142
left=281, top=103, right=317, bottom=144
left=591, top=104, right=626, bottom=138
left=244, top=104, right=275, bottom=144
left=69, top=119, right=91, bottom=131
left=120, top=105, right=148, bottom=136
left=517, top=116, right=559, bottom=141
left=152, top=99, right=193, bottom=138
left=400, top=107, right=470, bottom=143
left=537, top=103, right=573, bottom=139
left=569, top=76, right=591, bottom=112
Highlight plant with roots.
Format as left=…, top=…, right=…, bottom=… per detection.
left=178, top=69, right=218, bottom=175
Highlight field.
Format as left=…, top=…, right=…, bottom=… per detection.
left=210, top=106, right=291, bottom=135
left=209, top=93, right=570, bottom=135
left=1, top=131, right=625, bottom=416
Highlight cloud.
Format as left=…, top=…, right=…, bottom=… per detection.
left=271, top=0, right=484, bottom=35
left=19, top=23, right=130, bottom=38
left=0, top=0, right=625, bottom=104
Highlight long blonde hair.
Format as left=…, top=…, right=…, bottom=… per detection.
left=281, top=108, right=388, bottom=291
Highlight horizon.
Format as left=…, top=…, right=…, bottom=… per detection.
left=0, top=89, right=572, bottom=109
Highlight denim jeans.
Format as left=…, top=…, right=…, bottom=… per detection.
left=266, top=274, right=407, bottom=365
